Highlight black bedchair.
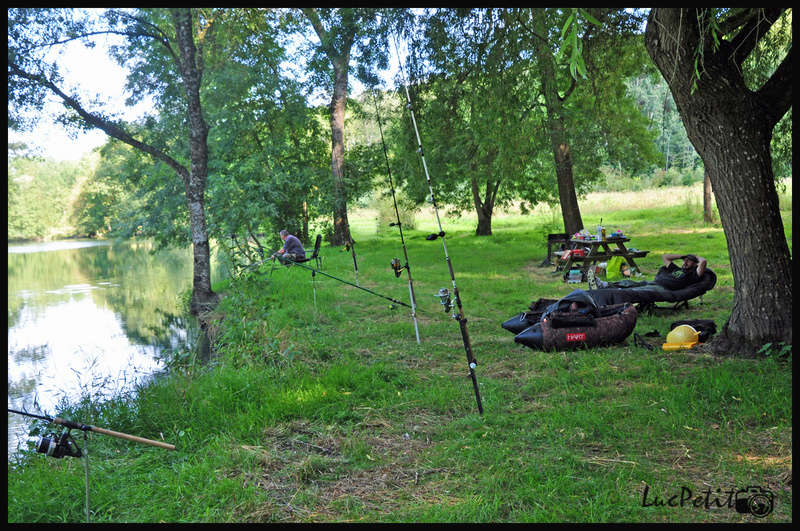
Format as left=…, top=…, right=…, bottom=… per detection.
left=587, top=268, right=717, bottom=314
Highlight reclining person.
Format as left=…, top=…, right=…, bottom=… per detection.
left=588, top=253, right=707, bottom=292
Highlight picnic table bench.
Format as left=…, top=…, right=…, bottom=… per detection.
left=539, top=232, right=570, bottom=266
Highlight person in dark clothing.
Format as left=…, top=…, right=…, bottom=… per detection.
left=272, top=230, right=306, bottom=265
left=588, top=253, right=707, bottom=291
left=653, top=253, right=707, bottom=290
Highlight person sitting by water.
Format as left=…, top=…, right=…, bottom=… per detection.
left=272, top=230, right=306, bottom=265
left=588, top=253, right=707, bottom=291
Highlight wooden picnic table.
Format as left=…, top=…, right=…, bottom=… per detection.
left=557, top=236, right=649, bottom=282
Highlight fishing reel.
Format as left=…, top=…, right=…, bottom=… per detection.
left=344, top=239, right=355, bottom=252
left=35, top=430, right=82, bottom=459
left=390, top=258, right=407, bottom=278
left=426, top=231, right=446, bottom=241
left=435, top=288, right=453, bottom=313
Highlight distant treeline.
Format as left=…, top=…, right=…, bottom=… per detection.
left=7, top=146, right=99, bottom=241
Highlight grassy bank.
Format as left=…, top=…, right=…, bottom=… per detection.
left=8, top=182, right=792, bottom=523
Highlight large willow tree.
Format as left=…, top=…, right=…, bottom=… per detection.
left=645, top=8, right=792, bottom=356
left=392, top=8, right=659, bottom=236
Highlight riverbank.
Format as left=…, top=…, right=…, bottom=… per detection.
left=8, top=184, right=792, bottom=522
left=7, top=237, right=213, bottom=462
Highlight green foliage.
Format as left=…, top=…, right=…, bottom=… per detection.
left=201, top=11, right=330, bottom=245
left=390, top=9, right=555, bottom=227
left=285, top=8, right=392, bottom=93
left=8, top=8, right=92, bottom=131
left=7, top=151, right=97, bottom=240
left=756, top=341, right=792, bottom=361
left=559, top=8, right=600, bottom=80
left=279, top=8, right=398, bottom=244
left=388, top=8, right=662, bottom=234
left=598, top=166, right=705, bottom=193
left=770, top=111, right=792, bottom=179
left=71, top=142, right=141, bottom=237
left=372, top=191, right=418, bottom=233
left=43, top=9, right=332, bottom=256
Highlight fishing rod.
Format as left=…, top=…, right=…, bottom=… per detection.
left=9, top=408, right=176, bottom=450
left=280, top=255, right=415, bottom=311
left=393, top=34, right=484, bottom=415
left=371, top=87, right=421, bottom=344
left=10, top=408, right=175, bottom=522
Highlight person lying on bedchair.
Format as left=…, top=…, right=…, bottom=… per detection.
left=588, top=253, right=707, bottom=291
left=581, top=253, right=715, bottom=310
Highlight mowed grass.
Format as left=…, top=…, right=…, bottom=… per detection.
left=8, top=181, right=792, bottom=523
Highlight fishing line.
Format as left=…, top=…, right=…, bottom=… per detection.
left=370, top=87, right=422, bottom=344
left=392, top=32, right=484, bottom=415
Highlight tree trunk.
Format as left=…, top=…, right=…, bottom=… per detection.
left=552, top=140, right=583, bottom=236
left=172, top=8, right=218, bottom=315
left=301, top=8, right=357, bottom=247
left=645, top=9, right=792, bottom=356
left=703, top=171, right=714, bottom=223
left=329, top=57, right=352, bottom=246
left=533, top=9, right=584, bottom=236
left=471, top=175, right=500, bottom=236
left=473, top=190, right=493, bottom=237
left=475, top=215, right=492, bottom=236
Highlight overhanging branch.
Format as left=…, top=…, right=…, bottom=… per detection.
left=728, top=7, right=785, bottom=68
left=8, top=61, right=189, bottom=185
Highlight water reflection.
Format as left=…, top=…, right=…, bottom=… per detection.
left=7, top=239, right=220, bottom=458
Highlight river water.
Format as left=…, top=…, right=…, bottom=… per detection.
left=7, top=239, right=224, bottom=458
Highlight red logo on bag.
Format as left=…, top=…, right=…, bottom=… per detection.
left=566, top=332, right=586, bottom=342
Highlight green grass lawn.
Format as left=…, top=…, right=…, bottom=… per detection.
left=8, top=182, right=792, bottom=523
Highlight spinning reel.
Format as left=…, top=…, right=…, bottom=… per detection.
left=435, top=287, right=453, bottom=314
left=390, top=258, right=407, bottom=278
left=35, top=429, right=83, bottom=459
